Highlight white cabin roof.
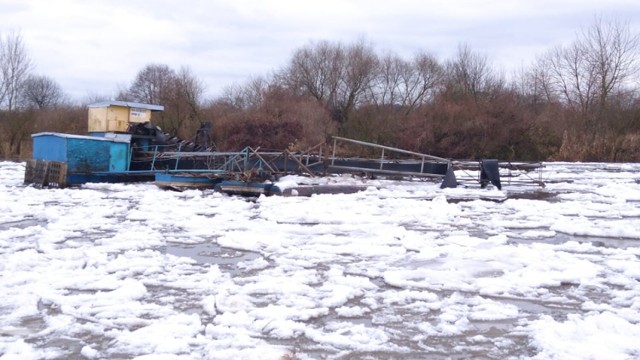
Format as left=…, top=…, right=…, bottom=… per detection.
left=88, top=101, right=164, bottom=111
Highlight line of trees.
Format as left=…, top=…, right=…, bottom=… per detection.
left=0, top=31, right=81, bottom=158
left=1, top=17, right=639, bottom=161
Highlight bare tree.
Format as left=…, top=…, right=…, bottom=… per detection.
left=367, top=52, right=443, bottom=115
left=219, top=76, right=270, bottom=110
left=127, top=63, right=175, bottom=105
left=335, top=39, right=379, bottom=122
left=367, top=52, right=404, bottom=106
left=281, top=39, right=378, bottom=124
left=20, top=74, right=65, bottom=109
left=124, top=64, right=206, bottom=138
left=544, top=43, right=596, bottom=113
left=582, top=17, right=639, bottom=111
left=282, top=40, right=343, bottom=107
left=520, top=58, right=556, bottom=105
left=401, top=52, right=443, bottom=114
left=541, top=17, right=639, bottom=115
left=173, top=66, right=205, bottom=129
left=0, top=31, right=33, bottom=111
left=445, top=43, right=502, bottom=102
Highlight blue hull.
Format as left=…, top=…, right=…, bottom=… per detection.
left=214, top=180, right=280, bottom=196
left=155, top=173, right=220, bottom=191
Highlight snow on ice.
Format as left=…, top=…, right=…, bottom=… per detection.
left=0, top=161, right=640, bottom=359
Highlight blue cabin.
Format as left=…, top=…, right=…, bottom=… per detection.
left=29, top=132, right=132, bottom=186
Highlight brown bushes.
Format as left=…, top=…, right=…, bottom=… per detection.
left=207, top=85, right=335, bottom=152
left=555, top=131, right=640, bottom=162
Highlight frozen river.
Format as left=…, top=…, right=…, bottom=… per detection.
left=1, top=161, right=640, bottom=359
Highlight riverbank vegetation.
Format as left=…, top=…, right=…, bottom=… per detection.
left=1, top=18, right=638, bottom=161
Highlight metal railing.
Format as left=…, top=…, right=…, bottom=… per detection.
left=329, top=136, right=451, bottom=178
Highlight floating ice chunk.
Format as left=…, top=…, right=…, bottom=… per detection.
left=595, top=182, right=640, bottom=201
left=80, top=345, right=99, bottom=358
left=468, top=299, right=519, bottom=321
left=273, top=175, right=301, bottom=191
left=528, top=312, right=640, bottom=359
left=551, top=217, right=640, bottom=239
left=237, top=257, right=270, bottom=271
left=335, top=306, right=370, bottom=317
left=0, top=339, right=62, bottom=360
left=519, top=230, right=557, bottom=239
left=109, top=313, right=203, bottom=355
left=305, top=322, right=394, bottom=351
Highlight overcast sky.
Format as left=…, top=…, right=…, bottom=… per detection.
left=2, top=0, right=639, bottom=102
